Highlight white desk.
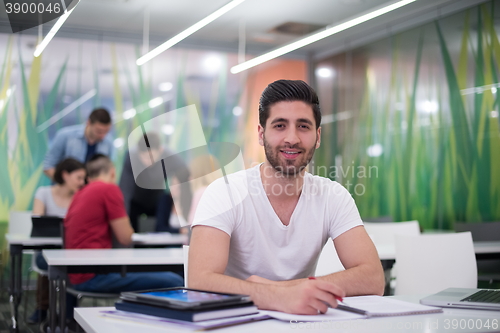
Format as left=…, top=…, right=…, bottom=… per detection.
left=75, top=295, right=500, bottom=333
left=5, top=233, right=186, bottom=332
left=43, top=248, right=185, bottom=333
left=5, top=234, right=62, bottom=333
left=375, top=241, right=500, bottom=261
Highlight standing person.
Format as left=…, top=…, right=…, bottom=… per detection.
left=43, top=108, right=114, bottom=180
left=28, top=158, right=86, bottom=324
left=119, top=132, right=191, bottom=232
left=65, top=154, right=183, bottom=295
left=189, top=80, right=385, bottom=315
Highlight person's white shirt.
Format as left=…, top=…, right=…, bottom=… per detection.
left=191, top=163, right=363, bottom=281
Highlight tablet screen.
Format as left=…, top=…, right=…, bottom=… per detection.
left=141, top=289, right=233, bottom=303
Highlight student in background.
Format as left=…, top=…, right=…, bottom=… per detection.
left=187, top=154, right=221, bottom=225
left=119, top=132, right=191, bottom=232
left=43, top=108, right=114, bottom=180
left=28, top=158, right=86, bottom=324
left=65, top=154, right=183, bottom=296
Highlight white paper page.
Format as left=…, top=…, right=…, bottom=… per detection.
left=344, top=296, right=442, bottom=316
left=261, top=309, right=364, bottom=322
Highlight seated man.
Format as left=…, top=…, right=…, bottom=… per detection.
left=189, top=80, right=385, bottom=315
left=64, top=154, right=184, bottom=293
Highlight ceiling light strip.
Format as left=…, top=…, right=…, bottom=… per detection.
left=37, top=89, right=96, bottom=132
left=230, top=0, right=416, bottom=74
left=34, top=5, right=78, bottom=57
left=137, top=0, right=245, bottom=66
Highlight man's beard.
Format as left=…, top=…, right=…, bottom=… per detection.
left=263, top=135, right=316, bottom=178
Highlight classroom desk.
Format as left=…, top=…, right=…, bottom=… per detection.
left=74, top=294, right=500, bottom=333
left=375, top=241, right=500, bottom=261
left=43, top=248, right=184, bottom=333
left=5, top=233, right=186, bottom=333
left=5, top=234, right=61, bottom=333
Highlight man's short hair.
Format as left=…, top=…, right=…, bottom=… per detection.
left=138, top=132, right=161, bottom=152
left=53, top=158, right=86, bottom=185
left=88, top=108, right=111, bottom=124
left=86, top=154, right=113, bottom=178
left=259, top=80, right=321, bottom=129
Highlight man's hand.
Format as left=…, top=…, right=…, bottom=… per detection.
left=270, top=279, right=345, bottom=315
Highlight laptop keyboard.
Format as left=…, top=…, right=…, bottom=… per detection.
left=460, top=290, right=500, bottom=303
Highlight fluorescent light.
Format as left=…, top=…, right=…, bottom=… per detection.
left=114, top=138, right=124, bottom=148
left=316, top=68, right=333, bottom=78
left=162, top=124, right=175, bottom=135
left=148, top=97, right=164, bottom=108
left=203, top=55, right=223, bottom=74
left=34, top=5, right=78, bottom=57
left=230, top=0, right=416, bottom=74
left=420, top=100, right=438, bottom=114
left=37, top=89, right=96, bottom=132
left=123, top=108, right=137, bottom=120
left=159, top=82, right=173, bottom=92
left=137, top=0, right=245, bottom=66
left=367, top=144, right=383, bottom=157
left=232, top=106, right=243, bottom=116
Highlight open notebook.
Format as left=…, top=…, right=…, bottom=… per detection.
left=263, top=295, right=443, bottom=322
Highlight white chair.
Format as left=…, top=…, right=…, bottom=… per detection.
left=314, top=239, right=345, bottom=276
left=364, top=221, right=421, bottom=294
left=183, top=245, right=190, bottom=287
left=364, top=221, right=420, bottom=246
left=8, top=211, right=33, bottom=236
left=394, top=232, right=477, bottom=295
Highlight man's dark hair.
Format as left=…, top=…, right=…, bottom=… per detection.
left=259, top=80, right=321, bottom=129
left=86, top=154, right=113, bottom=179
left=88, top=108, right=111, bottom=124
left=53, top=158, right=86, bottom=185
left=138, top=132, right=161, bottom=152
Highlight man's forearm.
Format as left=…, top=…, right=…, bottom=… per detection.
left=189, top=272, right=283, bottom=311
left=252, top=263, right=384, bottom=296
left=317, top=263, right=385, bottom=296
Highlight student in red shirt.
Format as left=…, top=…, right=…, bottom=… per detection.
left=64, top=154, right=184, bottom=292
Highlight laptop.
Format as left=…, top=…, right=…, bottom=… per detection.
left=31, top=216, right=63, bottom=237
left=420, top=288, right=500, bottom=311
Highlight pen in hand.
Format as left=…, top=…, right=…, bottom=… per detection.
left=307, top=276, right=346, bottom=305
left=307, top=277, right=368, bottom=315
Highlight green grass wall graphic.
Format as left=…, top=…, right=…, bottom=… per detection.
left=315, top=1, right=500, bottom=229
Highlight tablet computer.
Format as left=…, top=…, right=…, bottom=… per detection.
left=120, top=287, right=252, bottom=310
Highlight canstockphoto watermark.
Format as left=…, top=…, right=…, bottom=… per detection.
left=3, top=0, right=80, bottom=33
left=290, top=318, right=499, bottom=331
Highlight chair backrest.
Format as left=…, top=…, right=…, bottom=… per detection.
left=315, top=238, right=345, bottom=276
left=183, top=245, right=189, bottom=287
left=8, top=211, right=32, bottom=236
left=394, top=232, right=477, bottom=295
left=454, top=222, right=500, bottom=241
left=364, top=220, right=420, bottom=246
left=363, top=216, right=393, bottom=223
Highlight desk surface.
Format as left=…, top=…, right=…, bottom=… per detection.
left=375, top=241, right=500, bottom=260
left=43, top=248, right=184, bottom=266
left=5, top=234, right=61, bottom=246
left=6, top=232, right=187, bottom=246
left=75, top=295, right=500, bottom=333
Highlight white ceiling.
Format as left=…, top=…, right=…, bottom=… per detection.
left=0, top=0, right=488, bottom=59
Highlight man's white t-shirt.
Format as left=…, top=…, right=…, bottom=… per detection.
left=191, top=164, right=363, bottom=281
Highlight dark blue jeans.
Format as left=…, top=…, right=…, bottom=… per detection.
left=72, top=272, right=184, bottom=293
left=65, top=272, right=183, bottom=318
